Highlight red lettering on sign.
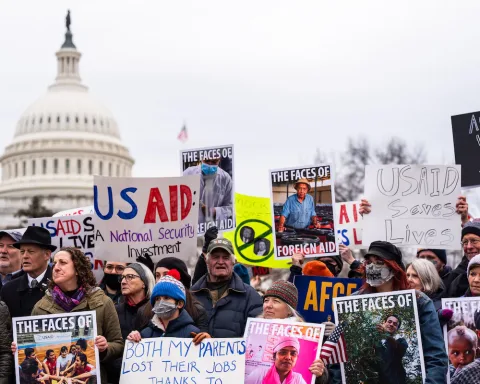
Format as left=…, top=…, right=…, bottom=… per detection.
left=144, top=188, right=169, bottom=223
left=339, top=204, right=349, bottom=224
left=180, top=185, right=192, bottom=220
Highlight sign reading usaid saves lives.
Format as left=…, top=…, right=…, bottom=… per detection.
left=93, top=176, right=200, bottom=263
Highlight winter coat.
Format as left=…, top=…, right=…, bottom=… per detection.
left=191, top=272, right=263, bottom=338
left=115, top=298, right=150, bottom=339
left=140, top=309, right=200, bottom=338
left=347, top=289, right=448, bottom=384
left=0, top=302, right=12, bottom=384
left=0, top=266, right=52, bottom=318
left=446, top=256, right=469, bottom=298
left=428, top=286, right=446, bottom=311
left=99, top=281, right=122, bottom=305
left=31, top=287, right=124, bottom=384
left=192, top=300, right=209, bottom=332
left=439, top=265, right=452, bottom=286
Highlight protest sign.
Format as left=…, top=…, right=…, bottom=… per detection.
left=335, top=201, right=363, bottom=249
left=294, top=276, right=362, bottom=323
left=451, top=111, right=480, bottom=188
left=120, top=337, right=245, bottom=384
left=180, top=144, right=235, bottom=236
left=334, top=290, right=425, bottom=384
left=28, top=214, right=106, bottom=282
left=244, top=318, right=325, bottom=384
left=269, top=165, right=338, bottom=260
left=224, top=193, right=290, bottom=269
left=53, top=206, right=95, bottom=217
left=442, top=297, right=480, bottom=383
left=93, top=175, right=200, bottom=263
left=13, top=311, right=99, bottom=384
left=362, top=164, right=461, bottom=249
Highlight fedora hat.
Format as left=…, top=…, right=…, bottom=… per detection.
left=294, top=178, right=311, bottom=191
left=13, top=226, right=57, bottom=252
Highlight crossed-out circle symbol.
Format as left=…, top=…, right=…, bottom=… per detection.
left=234, top=219, right=273, bottom=263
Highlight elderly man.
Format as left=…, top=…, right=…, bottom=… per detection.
left=246, top=337, right=307, bottom=384
left=183, top=157, right=233, bottom=228
left=0, top=229, right=23, bottom=289
left=278, top=179, right=320, bottom=232
left=191, top=238, right=263, bottom=337
left=372, top=314, right=407, bottom=384
left=0, top=226, right=56, bottom=317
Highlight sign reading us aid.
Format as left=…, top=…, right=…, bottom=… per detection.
left=93, top=176, right=200, bottom=263
left=224, top=193, right=290, bottom=269
left=294, top=276, right=362, bottom=323
left=362, top=165, right=461, bottom=250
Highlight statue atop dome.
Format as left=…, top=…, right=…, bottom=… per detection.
left=66, top=10, right=71, bottom=32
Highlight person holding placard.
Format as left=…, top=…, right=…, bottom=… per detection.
left=348, top=241, right=448, bottom=384
left=27, top=247, right=124, bottom=383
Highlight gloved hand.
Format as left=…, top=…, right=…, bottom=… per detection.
left=202, top=226, right=218, bottom=253
left=136, top=252, right=154, bottom=272
left=191, top=332, right=211, bottom=345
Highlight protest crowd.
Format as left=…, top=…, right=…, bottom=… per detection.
left=1, top=152, right=480, bottom=384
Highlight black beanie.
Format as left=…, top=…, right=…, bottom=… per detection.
left=365, top=241, right=405, bottom=271
left=416, top=249, right=447, bottom=265
left=155, top=257, right=191, bottom=289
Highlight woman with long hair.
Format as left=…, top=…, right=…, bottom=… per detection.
left=27, top=247, right=123, bottom=383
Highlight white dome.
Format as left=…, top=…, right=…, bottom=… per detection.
left=15, top=87, right=122, bottom=139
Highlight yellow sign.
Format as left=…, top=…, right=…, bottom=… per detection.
left=224, top=193, right=290, bottom=269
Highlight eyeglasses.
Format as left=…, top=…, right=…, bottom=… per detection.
left=118, top=274, right=140, bottom=282
left=461, top=239, right=480, bottom=247
left=105, top=264, right=126, bottom=273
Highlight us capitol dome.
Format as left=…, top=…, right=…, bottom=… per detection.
left=0, top=17, right=134, bottom=228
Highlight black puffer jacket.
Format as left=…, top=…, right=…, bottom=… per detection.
left=115, top=298, right=150, bottom=339
left=446, top=256, right=469, bottom=298
left=0, top=302, right=13, bottom=384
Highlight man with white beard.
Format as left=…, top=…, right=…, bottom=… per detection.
left=0, top=230, right=23, bottom=289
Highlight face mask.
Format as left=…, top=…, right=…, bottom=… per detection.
left=103, top=273, right=121, bottom=291
left=153, top=300, right=178, bottom=319
left=201, top=163, right=218, bottom=176
left=365, top=263, right=394, bottom=287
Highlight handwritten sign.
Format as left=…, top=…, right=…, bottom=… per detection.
left=269, top=165, right=338, bottom=259
left=180, top=144, right=235, bottom=235
left=335, top=201, right=363, bottom=249
left=53, top=206, right=94, bottom=217
left=334, top=290, right=425, bottom=384
left=451, top=111, right=480, bottom=188
left=120, top=338, right=245, bottom=384
left=224, top=193, right=289, bottom=269
left=362, top=165, right=461, bottom=249
left=93, top=176, right=200, bottom=263
left=294, top=276, right=362, bottom=323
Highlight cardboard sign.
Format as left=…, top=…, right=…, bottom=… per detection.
left=334, top=290, right=425, bottom=384
left=13, top=311, right=100, bottom=384
left=224, top=193, right=290, bottom=269
left=363, top=164, right=461, bottom=249
left=93, top=175, right=200, bottom=263
left=442, top=297, right=480, bottom=383
left=53, top=206, right=94, bottom=217
left=451, top=111, right=480, bottom=188
left=294, top=276, right=362, bottom=323
left=269, top=165, right=338, bottom=260
left=335, top=201, right=363, bottom=249
left=120, top=338, right=245, bottom=384
left=180, top=144, right=235, bottom=235
left=244, top=318, right=325, bottom=384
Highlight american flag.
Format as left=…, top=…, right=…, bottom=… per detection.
left=320, top=322, right=348, bottom=364
left=177, top=124, right=188, bottom=143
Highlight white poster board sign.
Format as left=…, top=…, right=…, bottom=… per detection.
left=335, top=201, right=363, bottom=249
left=93, top=176, right=200, bottom=263
left=120, top=338, right=245, bottom=384
left=363, top=165, right=461, bottom=249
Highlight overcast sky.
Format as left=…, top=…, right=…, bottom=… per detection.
left=1, top=0, right=480, bottom=201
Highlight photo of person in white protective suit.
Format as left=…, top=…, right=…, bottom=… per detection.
left=183, top=156, right=233, bottom=229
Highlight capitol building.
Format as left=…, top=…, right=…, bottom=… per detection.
left=0, top=23, right=134, bottom=228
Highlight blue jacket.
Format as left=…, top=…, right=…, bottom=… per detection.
left=332, top=290, right=447, bottom=384
left=191, top=272, right=263, bottom=338
left=140, top=309, right=200, bottom=338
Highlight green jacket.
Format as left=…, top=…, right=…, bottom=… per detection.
left=32, top=287, right=124, bottom=383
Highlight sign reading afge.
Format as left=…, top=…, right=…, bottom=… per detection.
left=180, top=144, right=235, bottom=236
left=120, top=337, right=245, bottom=384
left=362, top=165, right=461, bottom=249
left=93, top=176, right=200, bottom=263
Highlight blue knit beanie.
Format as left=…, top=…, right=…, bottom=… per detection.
left=233, top=264, right=250, bottom=285
left=150, top=270, right=186, bottom=305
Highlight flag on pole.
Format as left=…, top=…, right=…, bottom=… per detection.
left=320, top=322, right=348, bottom=364
left=177, top=125, right=188, bottom=143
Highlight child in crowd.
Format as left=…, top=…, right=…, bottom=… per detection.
left=448, top=325, right=477, bottom=378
